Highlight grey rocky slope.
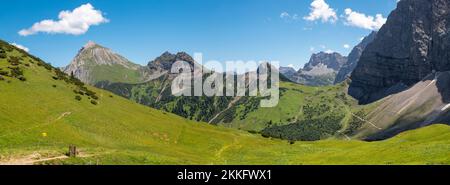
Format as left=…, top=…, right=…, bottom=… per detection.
left=279, top=66, right=297, bottom=79
left=349, top=0, right=450, bottom=104
left=357, top=71, right=450, bottom=140
left=335, top=31, right=377, bottom=84
left=281, top=52, right=348, bottom=86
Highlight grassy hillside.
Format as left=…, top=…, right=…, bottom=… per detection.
left=0, top=41, right=449, bottom=165
left=87, top=63, right=143, bottom=84
left=100, top=71, right=363, bottom=141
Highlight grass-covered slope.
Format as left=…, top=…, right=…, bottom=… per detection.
left=0, top=41, right=449, bottom=165
left=101, top=74, right=361, bottom=141
left=217, top=81, right=363, bottom=141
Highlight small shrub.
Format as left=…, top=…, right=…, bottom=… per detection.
left=75, top=96, right=82, bottom=101
left=90, top=100, right=98, bottom=105
left=52, top=85, right=57, bottom=88
left=91, top=94, right=99, bottom=100
left=8, top=56, right=21, bottom=66
left=9, top=67, right=23, bottom=77
left=0, top=75, right=4, bottom=81
left=109, top=95, right=113, bottom=98
left=18, top=76, right=26, bottom=81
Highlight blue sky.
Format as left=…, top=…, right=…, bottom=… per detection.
left=0, top=0, right=398, bottom=69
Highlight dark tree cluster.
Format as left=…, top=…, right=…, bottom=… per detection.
left=343, top=110, right=366, bottom=136
left=0, top=48, right=6, bottom=59
left=261, top=104, right=344, bottom=141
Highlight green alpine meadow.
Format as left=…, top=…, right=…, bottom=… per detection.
left=0, top=0, right=449, bottom=166
left=0, top=40, right=449, bottom=165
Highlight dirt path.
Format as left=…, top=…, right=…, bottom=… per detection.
left=156, top=81, right=169, bottom=103
left=0, top=152, right=94, bottom=165
left=208, top=97, right=242, bottom=124
left=215, top=138, right=238, bottom=163
left=0, top=111, right=72, bottom=138
left=350, top=112, right=382, bottom=130
left=56, top=112, right=71, bottom=121
left=335, top=98, right=382, bottom=130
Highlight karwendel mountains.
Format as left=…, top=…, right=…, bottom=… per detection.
left=64, top=41, right=149, bottom=85
left=349, top=0, right=450, bottom=104
left=281, top=52, right=348, bottom=86
left=335, top=31, right=377, bottom=84
left=280, top=31, right=378, bottom=86
left=60, top=0, right=450, bottom=141
left=1, top=0, right=449, bottom=165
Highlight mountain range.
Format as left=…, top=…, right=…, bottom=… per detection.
left=281, top=52, right=348, bottom=86
left=0, top=0, right=448, bottom=164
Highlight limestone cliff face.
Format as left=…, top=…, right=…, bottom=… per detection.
left=303, top=52, right=347, bottom=73
left=349, top=0, right=450, bottom=104
left=281, top=52, right=347, bottom=86
left=335, top=31, right=377, bottom=84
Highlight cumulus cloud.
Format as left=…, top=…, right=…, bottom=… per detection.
left=19, top=3, right=108, bottom=36
left=11, top=43, right=29, bottom=52
left=343, top=8, right=386, bottom=31
left=303, top=0, right=338, bottom=23
left=343, top=44, right=350, bottom=49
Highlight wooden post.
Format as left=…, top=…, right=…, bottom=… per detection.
left=68, top=145, right=77, bottom=157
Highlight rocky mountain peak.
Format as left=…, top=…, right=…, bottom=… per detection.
left=279, top=51, right=348, bottom=86
left=148, top=51, right=196, bottom=71
left=83, top=40, right=98, bottom=49
left=64, top=41, right=142, bottom=84
left=334, top=31, right=377, bottom=84
left=349, top=0, right=450, bottom=104
left=303, top=52, right=347, bottom=72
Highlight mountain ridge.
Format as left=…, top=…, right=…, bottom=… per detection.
left=349, top=0, right=450, bottom=104
left=281, top=51, right=348, bottom=86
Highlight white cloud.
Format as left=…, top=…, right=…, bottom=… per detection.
left=343, top=44, right=350, bottom=49
left=280, top=12, right=290, bottom=19
left=10, top=43, right=29, bottom=52
left=343, top=8, right=386, bottom=31
left=304, top=0, right=338, bottom=23
left=19, top=3, right=108, bottom=36
left=287, top=64, right=295, bottom=68
left=280, top=12, right=299, bottom=21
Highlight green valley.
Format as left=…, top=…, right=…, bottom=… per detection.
left=0, top=41, right=449, bottom=165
